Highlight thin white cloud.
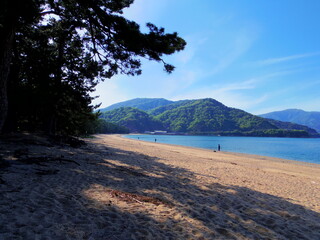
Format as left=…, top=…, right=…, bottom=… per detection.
left=256, top=51, right=320, bottom=66
left=172, top=78, right=261, bottom=109
left=91, top=77, right=128, bottom=108
left=172, top=85, right=268, bottom=111
left=122, top=0, right=169, bottom=24
left=171, top=69, right=298, bottom=112
left=206, top=27, right=259, bottom=76
left=217, top=79, right=257, bottom=92
left=173, top=36, right=208, bottom=64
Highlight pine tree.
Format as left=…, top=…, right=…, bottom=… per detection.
left=0, top=0, right=186, bottom=134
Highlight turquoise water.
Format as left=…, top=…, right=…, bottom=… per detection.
left=124, top=135, right=320, bottom=164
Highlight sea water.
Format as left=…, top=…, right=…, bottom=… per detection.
left=124, top=135, right=320, bottom=164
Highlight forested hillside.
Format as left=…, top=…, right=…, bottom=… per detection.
left=155, top=99, right=273, bottom=132
left=99, top=98, right=318, bottom=137
left=148, top=100, right=192, bottom=116
left=100, top=107, right=164, bottom=132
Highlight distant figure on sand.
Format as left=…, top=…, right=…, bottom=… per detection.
left=155, top=139, right=157, bottom=142
left=218, top=144, right=221, bottom=151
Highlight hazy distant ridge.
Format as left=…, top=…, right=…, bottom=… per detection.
left=260, top=109, right=320, bottom=133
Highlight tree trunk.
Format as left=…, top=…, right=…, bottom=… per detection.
left=0, top=25, right=15, bottom=133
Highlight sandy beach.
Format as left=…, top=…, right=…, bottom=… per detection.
left=1, top=133, right=320, bottom=239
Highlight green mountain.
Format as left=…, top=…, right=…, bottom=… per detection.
left=148, top=100, right=192, bottom=116
left=99, top=98, right=318, bottom=137
left=100, top=107, right=164, bottom=132
left=260, top=109, right=320, bottom=133
left=154, top=99, right=312, bottom=134
left=99, top=98, right=173, bottom=112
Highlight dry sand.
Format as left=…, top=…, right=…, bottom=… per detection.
left=0, top=133, right=320, bottom=239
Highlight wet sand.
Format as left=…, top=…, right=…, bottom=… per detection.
left=0, top=134, right=319, bottom=239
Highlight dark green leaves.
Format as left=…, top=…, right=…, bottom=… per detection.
left=1, top=0, right=186, bottom=135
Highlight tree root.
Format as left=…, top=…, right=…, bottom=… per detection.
left=108, top=189, right=173, bottom=207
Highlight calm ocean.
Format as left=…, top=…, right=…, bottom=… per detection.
left=124, top=135, right=320, bottom=164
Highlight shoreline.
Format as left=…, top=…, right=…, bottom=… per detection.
left=124, top=133, right=320, bottom=166
left=97, top=134, right=320, bottom=205
left=1, top=133, right=319, bottom=239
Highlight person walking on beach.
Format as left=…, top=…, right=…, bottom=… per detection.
left=218, top=144, right=221, bottom=151
left=155, top=139, right=157, bottom=142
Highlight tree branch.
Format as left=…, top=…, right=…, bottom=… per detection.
left=40, top=10, right=62, bottom=17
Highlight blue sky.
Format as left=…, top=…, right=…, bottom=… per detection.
left=92, top=0, right=320, bottom=114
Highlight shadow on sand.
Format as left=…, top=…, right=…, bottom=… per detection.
left=0, top=136, right=319, bottom=239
